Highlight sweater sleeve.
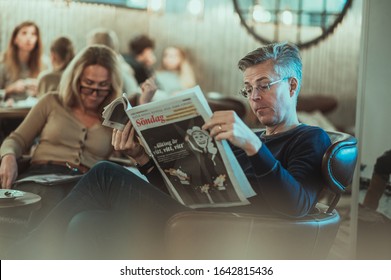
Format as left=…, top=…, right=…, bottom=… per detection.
left=0, top=94, right=53, bottom=158
left=248, top=128, right=331, bottom=217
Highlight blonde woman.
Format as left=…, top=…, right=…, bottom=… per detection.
left=0, top=45, right=123, bottom=226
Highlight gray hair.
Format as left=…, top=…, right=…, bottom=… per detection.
left=238, top=42, right=302, bottom=93
left=86, top=28, right=120, bottom=53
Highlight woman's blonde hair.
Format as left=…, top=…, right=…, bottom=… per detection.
left=4, top=21, right=43, bottom=81
left=58, top=45, right=123, bottom=115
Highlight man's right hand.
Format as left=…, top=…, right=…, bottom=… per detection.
left=0, top=154, right=18, bottom=189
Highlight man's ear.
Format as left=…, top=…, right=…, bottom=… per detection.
left=289, top=78, right=298, bottom=97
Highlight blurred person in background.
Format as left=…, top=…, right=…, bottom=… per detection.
left=362, top=150, right=391, bottom=210
left=0, top=21, right=49, bottom=102
left=124, top=34, right=156, bottom=85
left=0, top=21, right=49, bottom=142
left=86, top=28, right=139, bottom=98
left=37, top=36, right=75, bottom=96
left=156, top=46, right=196, bottom=97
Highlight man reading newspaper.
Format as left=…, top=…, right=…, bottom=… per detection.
left=8, top=42, right=331, bottom=259
left=102, top=84, right=256, bottom=209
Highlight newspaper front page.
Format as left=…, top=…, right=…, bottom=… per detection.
left=103, top=86, right=255, bottom=208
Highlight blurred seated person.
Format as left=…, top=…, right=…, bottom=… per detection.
left=37, top=36, right=75, bottom=96
left=86, top=28, right=139, bottom=98
left=0, top=45, right=124, bottom=227
left=124, top=34, right=156, bottom=85
left=6, top=42, right=331, bottom=259
left=155, top=46, right=196, bottom=99
left=0, top=21, right=49, bottom=143
left=0, top=21, right=49, bottom=103
left=362, top=150, right=391, bottom=210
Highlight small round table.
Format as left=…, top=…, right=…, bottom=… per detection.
left=0, top=191, right=41, bottom=209
left=0, top=191, right=42, bottom=240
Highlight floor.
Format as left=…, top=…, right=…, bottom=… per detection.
left=1, top=193, right=354, bottom=260
left=327, top=185, right=391, bottom=260
left=327, top=194, right=352, bottom=259
left=2, top=179, right=390, bottom=260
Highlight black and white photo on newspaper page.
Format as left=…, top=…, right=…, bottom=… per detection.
left=103, top=86, right=256, bottom=208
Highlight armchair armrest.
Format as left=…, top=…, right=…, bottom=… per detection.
left=165, top=203, right=340, bottom=259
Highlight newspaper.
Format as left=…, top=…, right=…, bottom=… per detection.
left=102, top=86, right=256, bottom=208
left=14, top=174, right=83, bottom=186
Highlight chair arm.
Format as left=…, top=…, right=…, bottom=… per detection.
left=165, top=203, right=340, bottom=259
left=322, top=131, right=358, bottom=212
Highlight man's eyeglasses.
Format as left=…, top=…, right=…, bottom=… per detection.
left=239, top=77, right=288, bottom=98
left=79, top=86, right=111, bottom=97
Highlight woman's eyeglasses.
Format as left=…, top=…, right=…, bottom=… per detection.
left=79, top=86, right=111, bottom=97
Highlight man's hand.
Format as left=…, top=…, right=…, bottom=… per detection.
left=111, top=121, right=150, bottom=165
left=202, top=110, right=262, bottom=156
left=0, top=154, right=18, bottom=189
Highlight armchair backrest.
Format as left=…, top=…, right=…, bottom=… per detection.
left=322, top=131, right=358, bottom=213
left=206, top=92, right=247, bottom=119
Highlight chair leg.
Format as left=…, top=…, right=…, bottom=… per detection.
left=362, top=173, right=388, bottom=210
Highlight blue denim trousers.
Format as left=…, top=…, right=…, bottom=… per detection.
left=9, top=161, right=189, bottom=259
left=14, top=164, right=82, bottom=229
left=374, top=149, right=391, bottom=179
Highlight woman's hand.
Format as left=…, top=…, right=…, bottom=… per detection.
left=24, top=78, right=38, bottom=97
left=5, top=79, right=38, bottom=97
left=5, top=79, right=26, bottom=96
left=111, top=121, right=150, bottom=165
left=139, top=77, right=157, bottom=105
left=202, top=110, right=262, bottom=156
left=0, top=154, right=18, bottom=189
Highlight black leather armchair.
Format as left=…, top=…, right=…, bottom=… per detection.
left=164, top=131, right=358, bottom=259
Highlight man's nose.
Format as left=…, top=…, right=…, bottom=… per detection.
left=250, top=88, right=262, bottom=100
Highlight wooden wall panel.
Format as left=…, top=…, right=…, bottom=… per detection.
left=0, top=0, right=361, bottom=129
